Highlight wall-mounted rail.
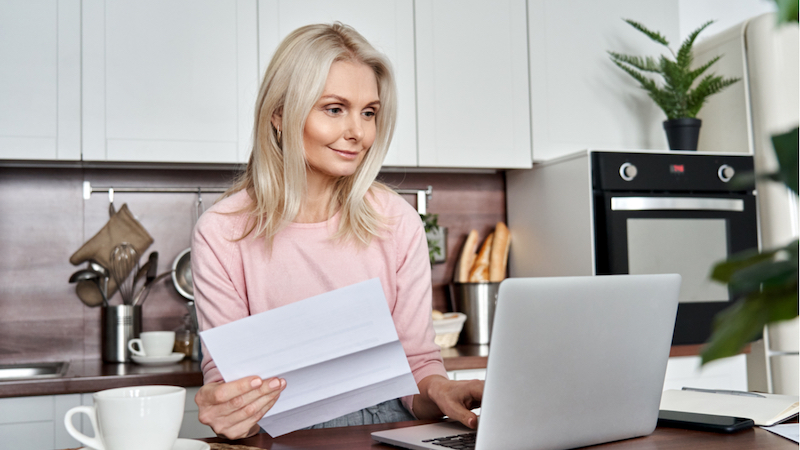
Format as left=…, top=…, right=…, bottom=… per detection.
left=82, top=181, right=433, bottom=214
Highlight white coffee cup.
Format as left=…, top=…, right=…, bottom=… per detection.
left=64, top=385, right=185, bottom=450
left=128, top=331, right=176, bottom=357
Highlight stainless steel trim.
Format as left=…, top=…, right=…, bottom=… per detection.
left=611, top=197, right=745, bottom=211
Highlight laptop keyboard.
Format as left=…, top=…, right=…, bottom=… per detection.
left=422, top=432, right=477, bottom=449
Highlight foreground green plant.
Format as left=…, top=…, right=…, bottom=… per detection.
left=703, top=127, right=799, bottom=364
left=702, top=4, right=798, bottom=364
left=608, top=19, right=739, bottom=120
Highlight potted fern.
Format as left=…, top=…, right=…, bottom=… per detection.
left=609, top=19, right=740, bottom=150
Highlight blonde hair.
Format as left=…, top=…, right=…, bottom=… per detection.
left=227, top=22, right=397, bottom=247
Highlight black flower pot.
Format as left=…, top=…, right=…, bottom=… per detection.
left=663, top=118, right=702, bottom=151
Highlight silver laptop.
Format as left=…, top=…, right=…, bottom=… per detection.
left=372, top=274, right=681, bottom=450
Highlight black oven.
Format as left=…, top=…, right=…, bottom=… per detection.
left=591, top=152, right=758, bottom=345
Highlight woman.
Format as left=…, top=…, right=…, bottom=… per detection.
left=192, top=23, right=483, bottom=440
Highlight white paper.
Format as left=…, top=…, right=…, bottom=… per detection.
left=762, top=424, right=800, bottom=443
left=199, top=278, right=419, bottom=436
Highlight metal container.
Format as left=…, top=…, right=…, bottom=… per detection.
left=102, top=304, right=142, bottom=363
left=449, top=282, right=500, bottom=344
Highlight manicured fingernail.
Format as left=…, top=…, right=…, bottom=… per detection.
left=251, top=378, right=262, bottom=388
left=280, top=378, right=286, bottom=388
left=269, top=378, right=281, bottom=389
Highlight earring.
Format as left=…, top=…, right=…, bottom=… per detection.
left=276, top=128, right=282, bottom=143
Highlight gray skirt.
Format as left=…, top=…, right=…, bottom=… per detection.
left=302, top=398, right=416, bottom=429
left=260, top=398, right=415, bottom=433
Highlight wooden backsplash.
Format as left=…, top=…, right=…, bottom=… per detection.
left=0, top=166, right=505, bottom=364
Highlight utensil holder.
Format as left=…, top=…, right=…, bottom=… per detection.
left=449, top=282, right=500, bottom=344
left=102, top=304, right=142, bottom=363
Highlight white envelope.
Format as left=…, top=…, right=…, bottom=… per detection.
left=199, top=278, right=419, bottom=436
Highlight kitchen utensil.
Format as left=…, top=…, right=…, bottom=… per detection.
left=101, top=303, right=141, bottom=363
left=90, top=260, right=111, bottom=301
left=110, top=243, right=139, bottom=305
left=172, top=249, right=198, bottom=331
left=172, top=192, right=202, bottom=330
left=68, top=268, right=101, bottom=284
left=131, top=252, right=155, bottom=300
left=108, top=187, right=115, bottom=218
left=133, top=272, right=172, bottom=306
left=172, top=248, right=193, bottom=300
left=69, top=268, right=108, bottom=307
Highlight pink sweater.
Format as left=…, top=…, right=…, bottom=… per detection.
left=191, top=188, right=447, bottom=415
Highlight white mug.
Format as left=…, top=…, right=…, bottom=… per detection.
left=64, top=385, right=185, bottom=450
left=128, top=331, right=176, bottom=357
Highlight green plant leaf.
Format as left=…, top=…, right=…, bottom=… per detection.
left=701, top=285, right=798, bottom=364
left=608, top=52, right=661, bottom=73
left=677, top=20, right=714, bottom=69
left=610, top=18, right=737, bottom=120
left=711, top=247, right=779, bottom=283
left=624, top=19, right=669, bottom=46
left=772, top=127, right=799, bottom=194
left=687, top=55, right=721, bottom=85
left=701, top=296, right=769, bottom=364
left=728, top=258, right=797, bottom=296
left=774, top=0, right=799, bottom=24
left=686, top=75, right=740, bottom=117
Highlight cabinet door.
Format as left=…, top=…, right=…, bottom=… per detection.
left=258, top=0, right=417, bottom=167
left=415, top=0, right=531, bottom=169
left=82, top=0, right=259, bottom=163
left=0, top=0, right=80, bottom=160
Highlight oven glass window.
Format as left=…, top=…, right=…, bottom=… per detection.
left=627, top=218, right=729, bottom=303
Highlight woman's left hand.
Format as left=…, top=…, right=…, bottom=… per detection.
left=414, top=375, right=484, bottom=429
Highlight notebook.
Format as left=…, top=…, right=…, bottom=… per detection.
left=661, top=389, right=799, bottom=426
left=372, top=274, right=681, bottom=450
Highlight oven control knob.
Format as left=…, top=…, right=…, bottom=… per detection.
left=718, top=164, right=735, bottom=182
left=619, top=162, right=638, bottom=181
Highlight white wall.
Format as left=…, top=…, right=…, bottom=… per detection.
left=679, top=0, right=777, bottom=41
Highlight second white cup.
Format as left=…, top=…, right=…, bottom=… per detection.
left=128, top=331, right=176, bottom=357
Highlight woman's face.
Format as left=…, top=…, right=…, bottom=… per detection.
left=303, top=60, right=379, bottom=183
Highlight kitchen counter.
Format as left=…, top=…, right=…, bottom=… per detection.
left=0, top=358, right=204, bottom=398
left=0, top=343, right=730, bottom=399
left=0, top=346, right=491, bottom=399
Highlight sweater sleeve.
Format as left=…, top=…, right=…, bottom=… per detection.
left=192, top=208, right=250, bottom=385
left=389, top=202, right=449, bottom=414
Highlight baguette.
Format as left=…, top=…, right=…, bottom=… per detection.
left=489, top=222, right=511, bottom=282
left=457, top=229, right=480, bottom=283
left=468, top=232, right=494, bottom=282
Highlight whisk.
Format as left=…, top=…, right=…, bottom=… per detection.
left=110, top=243, right=139, bottom=305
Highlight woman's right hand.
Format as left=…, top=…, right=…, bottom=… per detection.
left=196, top=376, right=287, bottom=439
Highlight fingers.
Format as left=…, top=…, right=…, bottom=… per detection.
left=196, top=376, right=287, bottom=439
left=437, top=379, right=484, bottom=430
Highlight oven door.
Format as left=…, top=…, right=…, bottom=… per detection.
left=594, top=192, right=759, bottom=345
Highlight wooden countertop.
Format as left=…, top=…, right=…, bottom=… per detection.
left=0, top=347, right=488, bottom=398
left=201, top=419, right=797, bottom=450
left=1, top=343, right=730, bottom=398
left=0, top=359, right=204, bottom=398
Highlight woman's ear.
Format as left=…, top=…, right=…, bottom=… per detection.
left=271, top=109, right=283, bottom=132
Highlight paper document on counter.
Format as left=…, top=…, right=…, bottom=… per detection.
left=661, top=389, right=799, bottom=426
left=199, top=278, right=419, bottom=437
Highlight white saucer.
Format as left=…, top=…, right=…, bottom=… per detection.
left=79, top=438, right=210, bottom=450
left=131, top=352, right=186, bottom=366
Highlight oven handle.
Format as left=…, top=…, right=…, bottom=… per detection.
left=611, top=197, right=745, bottom=212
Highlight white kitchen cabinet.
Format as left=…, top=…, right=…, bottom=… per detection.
left=82, top=0, right=259, bottom=163
left=257, top=0, right=417, bottom=167
left=527, top=0, right=680, bottom=161
left=0, top=393, right=83, bottom=450
left=415, top=0, right=532, bottom=169
left=0, top=0, right=80, bottom=161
